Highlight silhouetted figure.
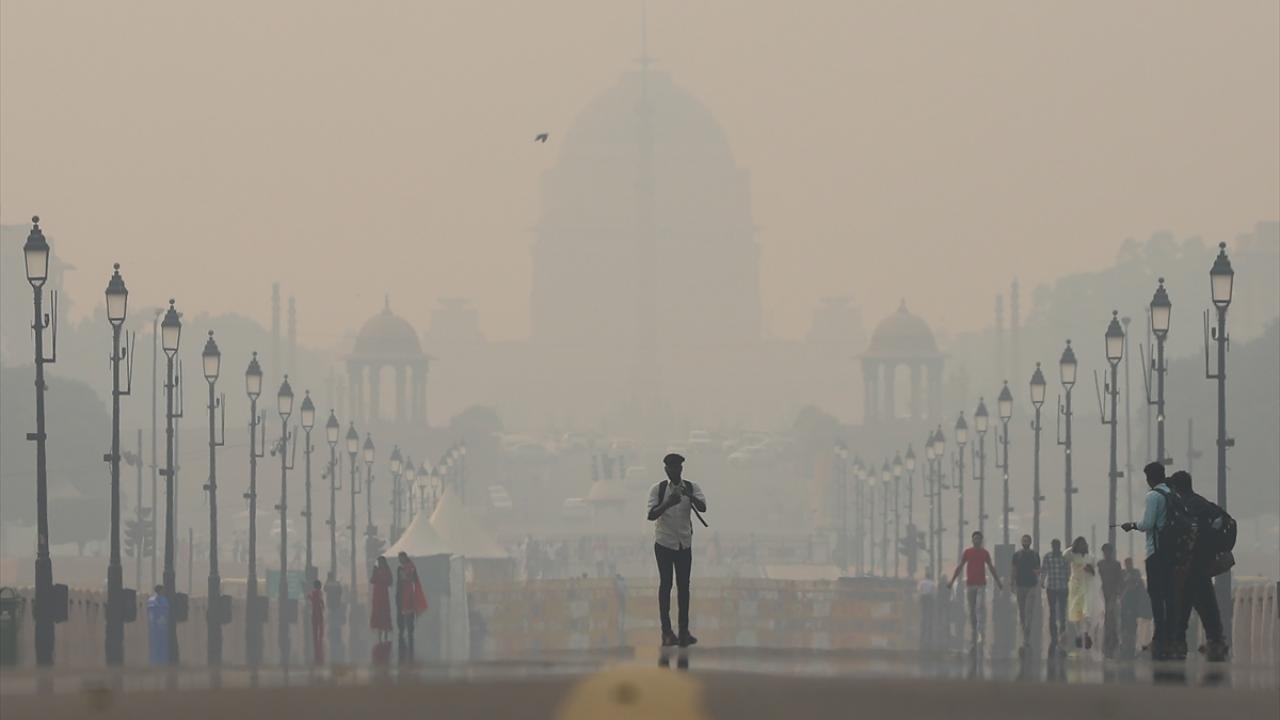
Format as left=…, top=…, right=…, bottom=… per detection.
left=647, top=453, right=707, bottom=648
left=395, top=552, right=427, bottom=660
left=308, top=579, right=325, bottom=665
left=1097, top=543, right=1123, bottom=658
left=1121, top=462, right=1175, bottom=659
left=1010, top=534, right=1040, bottom=655
left=1041, top=539, right=1070, bottom=655
left=1166, top=470, right=1228, bottom=661
left=1118, top=559, right=1149, bottom=659
left=147, top=585, right=169, bottom=666
left=370, top=556, right=393, bottom=644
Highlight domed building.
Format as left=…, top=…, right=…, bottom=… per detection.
left=531, top=66, right=761, bottom=356
left=347, top=298, right=429, bottom=426
left=861, top=300, right=945, bottom=422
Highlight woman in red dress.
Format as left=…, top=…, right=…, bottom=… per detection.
left=370, top=556, right=394, bottom=642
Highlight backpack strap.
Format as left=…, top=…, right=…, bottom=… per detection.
left=657, top=480, right=667, bottom=505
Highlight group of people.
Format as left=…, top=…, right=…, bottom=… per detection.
left=306, top=551, right=428, bottom=665
left=945, top=461, right=1233, bottom=662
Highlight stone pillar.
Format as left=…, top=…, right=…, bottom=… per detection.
left=415, top=361, right=428, bottom=426
left=884, top=361, right=897, bottom=422
left=926, top=360, right=944, bottom=420
left=909, top=363, right=923, bottom=421
left=394, top=365, right=407, bottom=423
left=348, top=363, right=364, bottom=425
left=369, top=364, right=382, bottom=424
left=861, top=358, right=878, bottom=423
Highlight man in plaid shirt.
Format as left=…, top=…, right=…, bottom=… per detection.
left=1041, top=538, right=1071, bottom=653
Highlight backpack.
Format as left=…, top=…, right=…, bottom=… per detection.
left=1153, top=486, right=1197, bottom=567
left=1183, top=491, right=1237, bottom=576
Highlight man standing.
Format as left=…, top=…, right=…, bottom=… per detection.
left=308, top=578, right=325, bottom=665
left=1121, top=462, right=1173, bottom=659
left=1041, top=539, right=1070, bottom=655
left=1010, top=534, right=1040, bottom=656
left=1097, top=543, right=1123, bottom=658
left=647, top=453, right=707, bottom=648
left=947, top=531, right=1003, bottom=650
left=146, top=585, right=169, bottom=666
left=1166, top=470, right=1229, bottom=661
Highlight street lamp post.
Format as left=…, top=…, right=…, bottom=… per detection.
left=1206, top=242, right=1235, bottom=644
left=1030, top=363, right=1046, bottom=553
left=930, top=428, right=946, bottom=574
left=892, top=453, right=903, bottom=579
left=924, top=440, right=937, bottom=580
left=853, top=461, right=865, bottom=576
left=1095, top=311, right=1125, bottom=549
left=834, top=445, right=849, bottom=575
left=867, top=472, right=877, bottom=577
left=274, top=376, right=297, bottom=667
left=244, top=353, right=266, bottom=666
left=1147, top=279, right=1172, bottom=465
left=1057, top=341, right=1077, bottom=543
left=954, top=413, right=968, bottom=563
left=201, top=331, right=226, bottom=665
left=973, top=399, right=989, bottom=540
left=904, top=447, right=917, bottom=577
left=997, top=382, right=1013, bottom=547
left=105, top=264, right=134, bottom=665
left=362, top=434, right=377, bottom=582
left=346, top=424, right=362, bottom=657
left=160, top=300, right=184, bottom=664
left=298, top=390, right=316, bottom=663
left=23, top=218, right=60, bottom=666
left=880, top=463, right=891, bottom=576
left=389, top=447, right=403, bottom=543
left=323, top=410, right=343, bottom=663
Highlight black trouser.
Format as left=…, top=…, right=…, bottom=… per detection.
left=397, top=607, right=415, bottom=655
left=1103, top=594, right=1120, bottom=656
left=1174, top=563, right=1224, bottom=645
left=1046, top=589, right=1068, bottom=646
left=655, top=543, right=692, bottom=634
left=1014, top=585, right=1036, bottom=647
left=1145, top=553, right=1174, bottom=650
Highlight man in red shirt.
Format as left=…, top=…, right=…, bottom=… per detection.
left=947, top=531, right=1003, bottom=650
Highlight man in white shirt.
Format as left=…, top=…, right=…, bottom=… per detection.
left=648, top=453, right=708, bottom=647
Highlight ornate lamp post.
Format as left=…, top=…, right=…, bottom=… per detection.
left=274, top=376, right=297, bottom=667
left=389, top=447, right=403, bottom=542
left=892, top=453, right=903, bottom=578
left=930, top=428, right=946, bottom=572
left=244, top=352, right=266, bottom=666
left=866, top=471, right=878, bottom=576
left=345, top=423, right=361, bottom=655
left=924, top=440, right=937, bottom=579
left=954, top=412, right=969, bottom=563
left=1099, top=311, right=1125, bottom=548
left=852, top=461, right=865, bottom=576
left=904, top=446, right=917, bottom=577
left=996, top=382, right=1013, bottom=547
left=834, top=445, right=849, bottom=575
left=1206, top=242, right=1235, bottom=643
left=323, top=410, right=343, bottom=663
left=298, top=390, right=316, bottom=662
left=973, top=399, right=989, bottom=539
left=1029, top=363, right=1046, bottom=553
left=362, top=434, right=377, bottom=580
left=201, top=331, right=226, bottom=665
left=1147, top=278, right=1172, bottom=465
left=104, top=264, right=134, bottom=665
left=1057, top=341, right=1077, bottom=543
left=24, top=218, right=60, bottom=666
left=160, top=300, right=184, bottom=664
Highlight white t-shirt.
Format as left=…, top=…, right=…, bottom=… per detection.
left=648, top=480, right=707, bottom=551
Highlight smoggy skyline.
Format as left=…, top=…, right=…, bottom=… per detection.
left=2, top=0, right=1277, bottom=346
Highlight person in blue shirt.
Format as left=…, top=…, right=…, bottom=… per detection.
left=147, top=585, right=169, bottom=666
left=1121, top=462, right=1173, bottom=660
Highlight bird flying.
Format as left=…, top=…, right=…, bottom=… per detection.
left=534, top=133, right=549, bottom=143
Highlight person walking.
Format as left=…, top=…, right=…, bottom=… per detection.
left=1066, top=536, right=1097, bottom=652
left=947, top=531, right=1003, bottom=651
left=146, top=585, right=169, bottom=666
left=1041, top=539, right=1070, bottom=655
left=370, top=556, right=393, bottom=644
left=1118, top=558, right=1149, bottom=659
left=1010, top=534, right=1040, bottom=656
left=1097, top=543, right=1123, bottom=658
left=1166, top=470, right=1229, bottom=661
left=395, top=552, right=427, bottom=659
left=647, top=453, right=708, bottom=648
left=1121, top=462, right=1174, bottom=659
left=308, top=579, right=325, bottom=665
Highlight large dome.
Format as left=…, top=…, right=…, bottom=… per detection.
left=865, top=300, right=940, bottom=358
left=531, top=68, right=761, bottom=347
left=351, top=299, right=423, bottom=361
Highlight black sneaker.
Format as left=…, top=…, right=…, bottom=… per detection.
left=678, top=631, right=698, bottom=648
left=1206, top=641, right=1229, bottom=662
left=662, top=629, right=679, bottom=647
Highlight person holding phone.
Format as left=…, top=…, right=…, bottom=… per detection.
left=647, top=453, right=708, bottom=648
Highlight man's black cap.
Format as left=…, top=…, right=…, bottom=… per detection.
left=664, top=453, right=685, bottom=466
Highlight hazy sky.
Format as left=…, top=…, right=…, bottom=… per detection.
left=2, top=1, right=1277, bottom=345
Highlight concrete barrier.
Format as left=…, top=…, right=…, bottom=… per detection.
left=1232, top=581, right=1277, bottom=665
